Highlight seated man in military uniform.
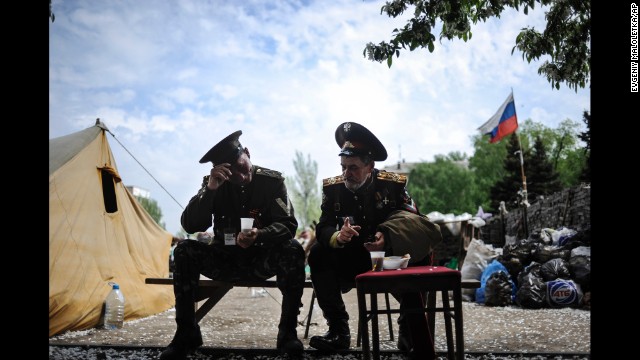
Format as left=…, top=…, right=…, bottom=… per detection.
left=307, top=122, right=439, bottom=359
left=160, top=130, right=306, bottom=360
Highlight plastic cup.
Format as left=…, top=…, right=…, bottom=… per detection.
left=240, top=218, right=254, bottom=234
left=370, top=251, right=385, bottom=272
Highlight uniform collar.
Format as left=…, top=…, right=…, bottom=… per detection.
left=351, top=169, right=376, bottom=194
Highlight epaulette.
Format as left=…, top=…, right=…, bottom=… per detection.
left=376, top=170, right=407, bottom=184
left=255, top=166, right=283, bottom=179
left=197, top=175, right=211, bottom=197
left=201, top=175, right=211, bottom=188
left=323, top=175, right=344, bottom=187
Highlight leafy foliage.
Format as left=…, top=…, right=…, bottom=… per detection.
left=135, top=196, right=166, bottom=230
left=578, top=111, right=590, bottom=182
left=408, top=153, right=482, bottom=215
left=476, top=118, right=585, bottom=212
left=407, top=116, right=588, bottom=216
left=526, top=136, right=562, bottom=199
left=512, top=0, right=590, bottom=91
left=364, top=0, right=590, bottom=91
left=518, top=118, right=585, bottom=186
left=468, top=133, right=510, bottom=211
left=488, top=133, right=528, bottom=212
left=285, top=151, right=321, bottom=230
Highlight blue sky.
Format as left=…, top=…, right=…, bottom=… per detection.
left=49, top=0, right=590, bottom=236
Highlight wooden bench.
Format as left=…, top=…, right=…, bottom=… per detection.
left=145, top=277, right=479, bottom=341
left=145, top=277, right=314, bottom=325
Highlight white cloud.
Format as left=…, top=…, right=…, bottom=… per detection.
left=50, top=0, right=590, bottom=235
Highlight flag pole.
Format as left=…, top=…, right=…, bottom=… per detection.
left=514, top=133, right=529, bottom=238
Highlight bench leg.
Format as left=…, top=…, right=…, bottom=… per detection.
left=194, top=284, right=233, bottom=323
left=304, top=290, right=316, bottom=339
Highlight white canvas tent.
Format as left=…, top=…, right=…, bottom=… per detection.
left=49, top=120, right=174, bottom=337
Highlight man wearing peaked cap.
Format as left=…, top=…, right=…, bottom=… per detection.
left=160, top=130, right=306, bottom=360
left=198, top=130, right=244, bottom=165
left=335, top=121, right=388, bottom=161
left=307, top=122, right=441, bottom=359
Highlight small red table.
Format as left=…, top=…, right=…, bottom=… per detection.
left=355, top=266, right=464, bottom=360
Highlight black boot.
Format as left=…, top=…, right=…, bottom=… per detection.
left=308, top=318, right=350, bottom=352
left=277, top=289, right=304, bottom=357
left=159, top=324, right=203, bottom=360
left=161, top=262, right=202, bottom=360
left=308, top=254, right=351, bottom=352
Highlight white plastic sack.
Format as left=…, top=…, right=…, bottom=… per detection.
left=468, top=217, right=486, bottom=228
left=426, top=211, right=445, bottom=223
left=570, top=246, right=591, bottom=258
left=460, top=239, right=501, bottom=299
left=552, top=227, right=578, bottom=246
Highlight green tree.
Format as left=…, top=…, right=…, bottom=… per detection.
left=135, top=196, right=166, bottom=230
left=488, top=133, right=530, bottom=212
left=578, top=110, right=591, bottom=182
left=364, top=0, right=590, bottom=91
left=526, top=136, right=562, bottom=199
left=468, top=133, right=510, bottom=211
left=555, top=147, right=587, bottom=187
left=409, top=117, right=587, bottom=216
left=286, top=151, right=321, bottom=231
left=471, top=118, right=587, bottom=194
left=407, top=153, right=481, bottom=215
left=518, top=118, right=585, bottom=187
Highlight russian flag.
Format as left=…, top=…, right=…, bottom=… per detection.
left=477, top=92, right=518, bottom=143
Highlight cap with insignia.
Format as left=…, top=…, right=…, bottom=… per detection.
left=335, top=122, right=387, bottom=161
left=199, top=130, right=244, bottom=164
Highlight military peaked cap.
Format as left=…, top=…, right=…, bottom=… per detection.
left=335, top=122, right=387, bottom=161
left=199, top=130, right=244, bottom=164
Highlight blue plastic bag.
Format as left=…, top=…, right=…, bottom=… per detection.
left=475, top=259, right=517, bottom=304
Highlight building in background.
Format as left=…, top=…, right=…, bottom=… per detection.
left=126, top=185, right=150, bottom=199
left=381, top=159, right=419, bottom=183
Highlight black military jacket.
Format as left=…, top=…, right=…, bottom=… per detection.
left=315, top=168, right=417, bottom=250
left=181, top=165, right=297, bottom=247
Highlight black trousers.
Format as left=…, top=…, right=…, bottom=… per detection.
left=172, top=239, right=305, bottom=327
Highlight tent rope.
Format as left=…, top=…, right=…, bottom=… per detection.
left=106, top=131, right=184, bottom=210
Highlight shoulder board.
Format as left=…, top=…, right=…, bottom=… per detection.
left=255, top=166, right=283, bottom=179
left=377, top=171, right=407, bottom=184
left=323, top=175, right=344, bottom=187
left=201, top=175, right=211, bottom=188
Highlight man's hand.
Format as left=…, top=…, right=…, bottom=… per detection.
left=364, top=232, right=385, bottom=252
left=237, top=228, right=257, bottom=248
left=337, top=217, right=361, bottom=245
left=207, top=163, right=233, bottom=190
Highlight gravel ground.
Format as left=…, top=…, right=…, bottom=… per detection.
left=49, top=286, right=590, bottom=359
